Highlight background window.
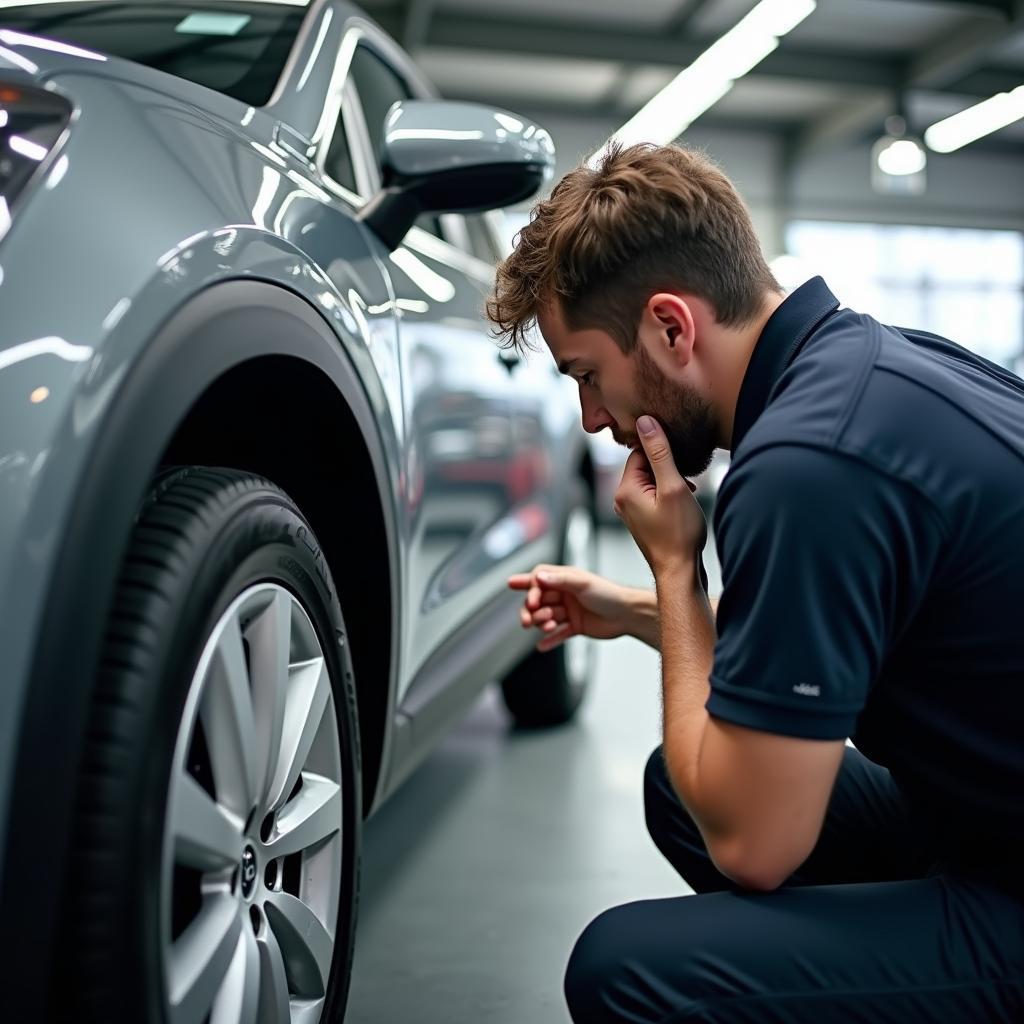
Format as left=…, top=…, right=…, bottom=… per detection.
left=784, top=221, right=1024, bottom=372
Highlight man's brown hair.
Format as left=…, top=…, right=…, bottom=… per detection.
left=487, top=142, right=779, bottom=353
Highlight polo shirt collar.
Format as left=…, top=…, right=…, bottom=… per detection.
left=731, top=276, right=840, bottom=451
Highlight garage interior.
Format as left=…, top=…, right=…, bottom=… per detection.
left=344, top=1, right=1024, bottom=1021
left=2, top=0, right=1023, bottom=1019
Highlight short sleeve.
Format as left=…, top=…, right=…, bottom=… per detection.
left=707, top=445, right=945, bottom=740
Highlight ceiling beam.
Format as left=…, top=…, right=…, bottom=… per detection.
left=887, top=0, right=1016, bottom=16
left=952, top=65, right=1024, bottom=94
left=910, top=8, right=1023, bottom=88
left=794, top=2, right=1024, bottom=160
left=663, top=0, right=721, bottom=35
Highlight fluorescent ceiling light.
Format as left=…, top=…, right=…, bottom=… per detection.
left=924, top=85, right=1024, bottom=153
left=596, top=0, right=815, bottom=157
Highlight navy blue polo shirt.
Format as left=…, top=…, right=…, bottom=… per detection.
left=707, top=276, right=1024, bottom=868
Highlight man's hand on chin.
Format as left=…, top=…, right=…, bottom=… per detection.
left=613, top=415, right=707, bottom=586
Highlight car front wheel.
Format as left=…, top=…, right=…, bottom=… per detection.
left=66, top=467, right=360, bottom=1024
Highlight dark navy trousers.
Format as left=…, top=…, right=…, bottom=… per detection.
left=564, top=745, right=1024, bottom=1022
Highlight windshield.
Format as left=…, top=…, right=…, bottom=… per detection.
left=0, top=2, right=309, bottom=105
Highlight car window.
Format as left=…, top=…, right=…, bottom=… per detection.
left=349, top=45, right=405, bottom=171
left=324, top=109, right=358, bottom=195
left=0, top=2, right=307, bottom=106
left=348, top=45, right=443, bottom=239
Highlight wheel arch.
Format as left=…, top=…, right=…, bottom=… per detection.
left=3, top=280, right=400, bottom=1014
left=161, top=354, right=395, bottom=815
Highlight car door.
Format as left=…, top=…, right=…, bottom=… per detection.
left=341, top=39, right=535, bottom=699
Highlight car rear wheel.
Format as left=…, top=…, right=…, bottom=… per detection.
left=66, top=467, right=360, bottom=1024
left=500, top=479, right=598, bottom=727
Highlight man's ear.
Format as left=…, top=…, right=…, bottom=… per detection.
left=644, top=292, right=696, bottom=363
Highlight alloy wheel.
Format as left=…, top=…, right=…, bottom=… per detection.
left=161, top=584, right=343, bottom=1024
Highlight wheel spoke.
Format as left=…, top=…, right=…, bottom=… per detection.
left=201, top=615, right=258, bottom=819
left=174, top=772, right=243, bottom=872
left=264, top=774, right=341, bottom=860
left=266, top=657, right=330, bottom=812
left=209, top=923, right=260, bottom=1024
left=256, top=919, right=291, bottom=1024
left=264, top=891, right=333, bottom=999
left=168, top=895, right=242, bottom=1024
left=248, top=591, right=292, bottom=807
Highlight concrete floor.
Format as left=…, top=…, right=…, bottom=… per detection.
left=346, top=527, right=722, bottom=1023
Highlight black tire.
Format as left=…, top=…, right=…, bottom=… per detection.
left=64, top=467, right=361, bottom=1023
left=500, top=479, right=598, bottom=727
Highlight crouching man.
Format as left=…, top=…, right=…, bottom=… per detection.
left=492, top=143, right=1024, bottom=1022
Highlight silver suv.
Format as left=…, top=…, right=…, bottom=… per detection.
left=0, top=3, right=598, bottom=1021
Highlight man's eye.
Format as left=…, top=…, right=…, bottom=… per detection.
left=579, top=372, right=596, bottom=388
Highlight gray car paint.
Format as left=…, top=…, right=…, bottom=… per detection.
left=0, top=0, right=581, bottom=981
left=381, top=99, right=556, bottom=180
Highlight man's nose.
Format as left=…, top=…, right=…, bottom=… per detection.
left=580, top=391, right=614, bottom=434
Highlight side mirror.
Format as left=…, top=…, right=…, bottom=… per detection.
left=358, top=100, right=555, bottom=251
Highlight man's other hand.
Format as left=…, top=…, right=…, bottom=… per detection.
left=614, top=415, right=707, bottom=577
left=508, top=565, right=642, bottom=652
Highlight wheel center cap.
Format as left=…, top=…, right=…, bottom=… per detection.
left=240, top=845, right=258, bottom=899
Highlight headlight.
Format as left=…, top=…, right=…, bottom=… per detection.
left=0, top=81, right=71, bottom=239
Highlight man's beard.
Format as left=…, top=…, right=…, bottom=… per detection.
left=625, top=343, right=718, bottom=479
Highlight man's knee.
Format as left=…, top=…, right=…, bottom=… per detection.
left=564, top=905, right=639, bottom=1024
left=565, top=899, right=701, bottom=1024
